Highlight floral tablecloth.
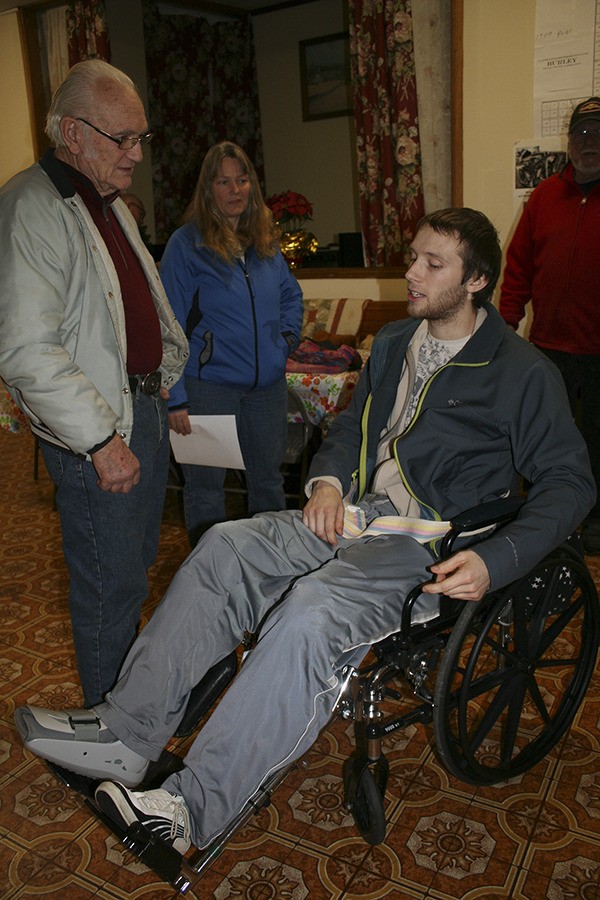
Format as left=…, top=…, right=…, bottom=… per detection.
left=0, top=390, right=27, bottom=433
left=286, top=369, right=361, bottom=433
left=1, top=370, right=362, bottom=436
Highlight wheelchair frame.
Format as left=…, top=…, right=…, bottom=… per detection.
left=47, top=499, right=600, bottom=893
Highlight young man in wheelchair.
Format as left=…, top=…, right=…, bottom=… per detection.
left=16, top=207, right=595, bottom=855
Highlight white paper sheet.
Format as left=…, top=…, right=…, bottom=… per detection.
left=534, top=0, right=598, bottom=137
left=169, top=415, right=245, bottom=469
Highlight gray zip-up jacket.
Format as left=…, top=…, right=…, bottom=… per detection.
left=0, top=150, right=188, bottom=456
left=309, top=304, right=595, bottom=590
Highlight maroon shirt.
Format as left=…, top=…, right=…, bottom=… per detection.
left=61, top=163, right=162, bottom=374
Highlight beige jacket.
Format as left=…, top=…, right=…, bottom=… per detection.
left=0, top=151, right=188, bottom=456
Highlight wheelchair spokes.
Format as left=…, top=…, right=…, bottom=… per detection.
left=433, top=554, right=600, bottom=784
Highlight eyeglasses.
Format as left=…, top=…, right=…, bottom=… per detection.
left=569, top=126, right=600, bottom=140
left=76, top=117, right=153, bottom=150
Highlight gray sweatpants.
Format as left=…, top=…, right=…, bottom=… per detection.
left=97, top=507, right=436, bottom=847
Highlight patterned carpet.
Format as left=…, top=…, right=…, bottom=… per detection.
left=1, top=425, right=600, bottom=899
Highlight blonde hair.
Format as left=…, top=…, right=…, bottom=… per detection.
left=46, top=60, right=139, bottom=148
left=187, top=142, right=277, bottom=263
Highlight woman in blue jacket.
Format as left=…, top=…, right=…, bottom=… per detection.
left=161, top=142, right=303, bottom=544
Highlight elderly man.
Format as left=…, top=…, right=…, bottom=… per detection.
left=16, top=208, right=595, bottom=854
left=500, top=97, right=600, bottom=554
left=0, top=60, right=188, bottom=706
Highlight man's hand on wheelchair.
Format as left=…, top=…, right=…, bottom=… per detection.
left=422, top=550, right=491, bottom=602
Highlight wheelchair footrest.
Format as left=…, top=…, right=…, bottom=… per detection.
left=89, top=799, right=194, bottom=893
left=48, top=757, right=194, bottom=892
left=47, top=761, right=98, bottom=798
left=47, top=755, right=297, bottom=892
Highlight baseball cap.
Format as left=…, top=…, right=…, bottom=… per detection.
left=569, top=97, right=600, bottom=131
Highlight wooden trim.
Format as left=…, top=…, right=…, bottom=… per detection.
left=159, top=0, right=318, bottom=17
left=17, top=2, right=59, bottom=160
left=359, top=300, right=409, bottom=339
left=296, top=267, right=406, bottom=280
left=451, top=0, right=463, bottom=206
left=18, top=8, right=47, bottom=159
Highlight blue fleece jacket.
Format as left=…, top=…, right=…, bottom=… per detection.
left=160, top=222, right=303, bottom=408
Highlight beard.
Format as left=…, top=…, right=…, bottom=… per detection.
left=408, top=283, right=471, bottom=324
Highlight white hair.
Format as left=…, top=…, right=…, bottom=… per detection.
left=45, top=60, right=139, bottom=148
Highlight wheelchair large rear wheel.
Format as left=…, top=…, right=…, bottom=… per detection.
left=433, top=550, right=599, bottom=785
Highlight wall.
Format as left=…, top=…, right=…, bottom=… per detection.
left=0, top=0, right=539, bottom=301
left=296, top=272, right=408, bottom=302
left=462, top=0, right=536, bottom=253
left=0, top=10, right=35, bottom=186
left=252, top=0, right=360, bottom=247
left=107, top=0, right=360, bottom=249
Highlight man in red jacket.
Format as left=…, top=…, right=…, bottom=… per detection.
left=500, top=97, right=600, bottom=554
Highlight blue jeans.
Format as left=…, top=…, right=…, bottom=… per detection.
left=40, top=392, right=169, bottom=706
left=181, top=376, right=287, bottom=542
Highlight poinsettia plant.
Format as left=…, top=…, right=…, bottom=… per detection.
left=266, top=190, right=313, bottom=231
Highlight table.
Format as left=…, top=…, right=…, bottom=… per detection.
left=0, top=390, right=27, bottom=433
left=286, top=368, right=362, bottom=433
left=1, top=371, right=362, bottom=437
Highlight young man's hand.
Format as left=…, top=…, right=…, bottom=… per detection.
left=421, top=550, right=490, bottom=601
left=302, top=481, right=344, bottom=545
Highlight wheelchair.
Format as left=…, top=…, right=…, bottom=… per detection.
left=339, top=499, right=600, bottom=846
left=34, top=498, right=600, bottom=893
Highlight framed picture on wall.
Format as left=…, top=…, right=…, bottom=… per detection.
left=299, top=32, right=352, bottom=122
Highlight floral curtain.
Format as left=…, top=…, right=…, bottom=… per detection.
left=37, top=6, right=70, bottom=105
left=212, top=19, right=263, bottom=176
left=349, top=0, right=424, bottom=267
left=142, top=1, right=263, bottom=243
left=66, top=1, right=111, bottom=65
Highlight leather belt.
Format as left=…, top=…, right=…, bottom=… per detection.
left=128, top=371, right=162, bottom=396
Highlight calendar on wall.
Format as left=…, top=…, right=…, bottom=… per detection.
left=534, top=0, right=600, bottom=138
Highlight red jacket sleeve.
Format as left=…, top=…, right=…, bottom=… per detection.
left=499, top=201, right=535, bottom=329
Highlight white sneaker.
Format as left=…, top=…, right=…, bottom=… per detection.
left=95, top=781, right=191, bottom=854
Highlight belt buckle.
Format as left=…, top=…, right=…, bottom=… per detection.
left=140, top=371, right=161, bottom=395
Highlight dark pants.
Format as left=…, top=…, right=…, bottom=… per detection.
left=538, top=347, right=600, bottom=519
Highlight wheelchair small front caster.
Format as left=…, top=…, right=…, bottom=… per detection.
left=343, top=758, right=386, bottom=845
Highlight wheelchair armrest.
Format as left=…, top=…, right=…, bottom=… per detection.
left=400, top=497, right=526, bottom=635
left=448, top=497, right=526, bottom=533
left=440, top=496, right=526, bottom=559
